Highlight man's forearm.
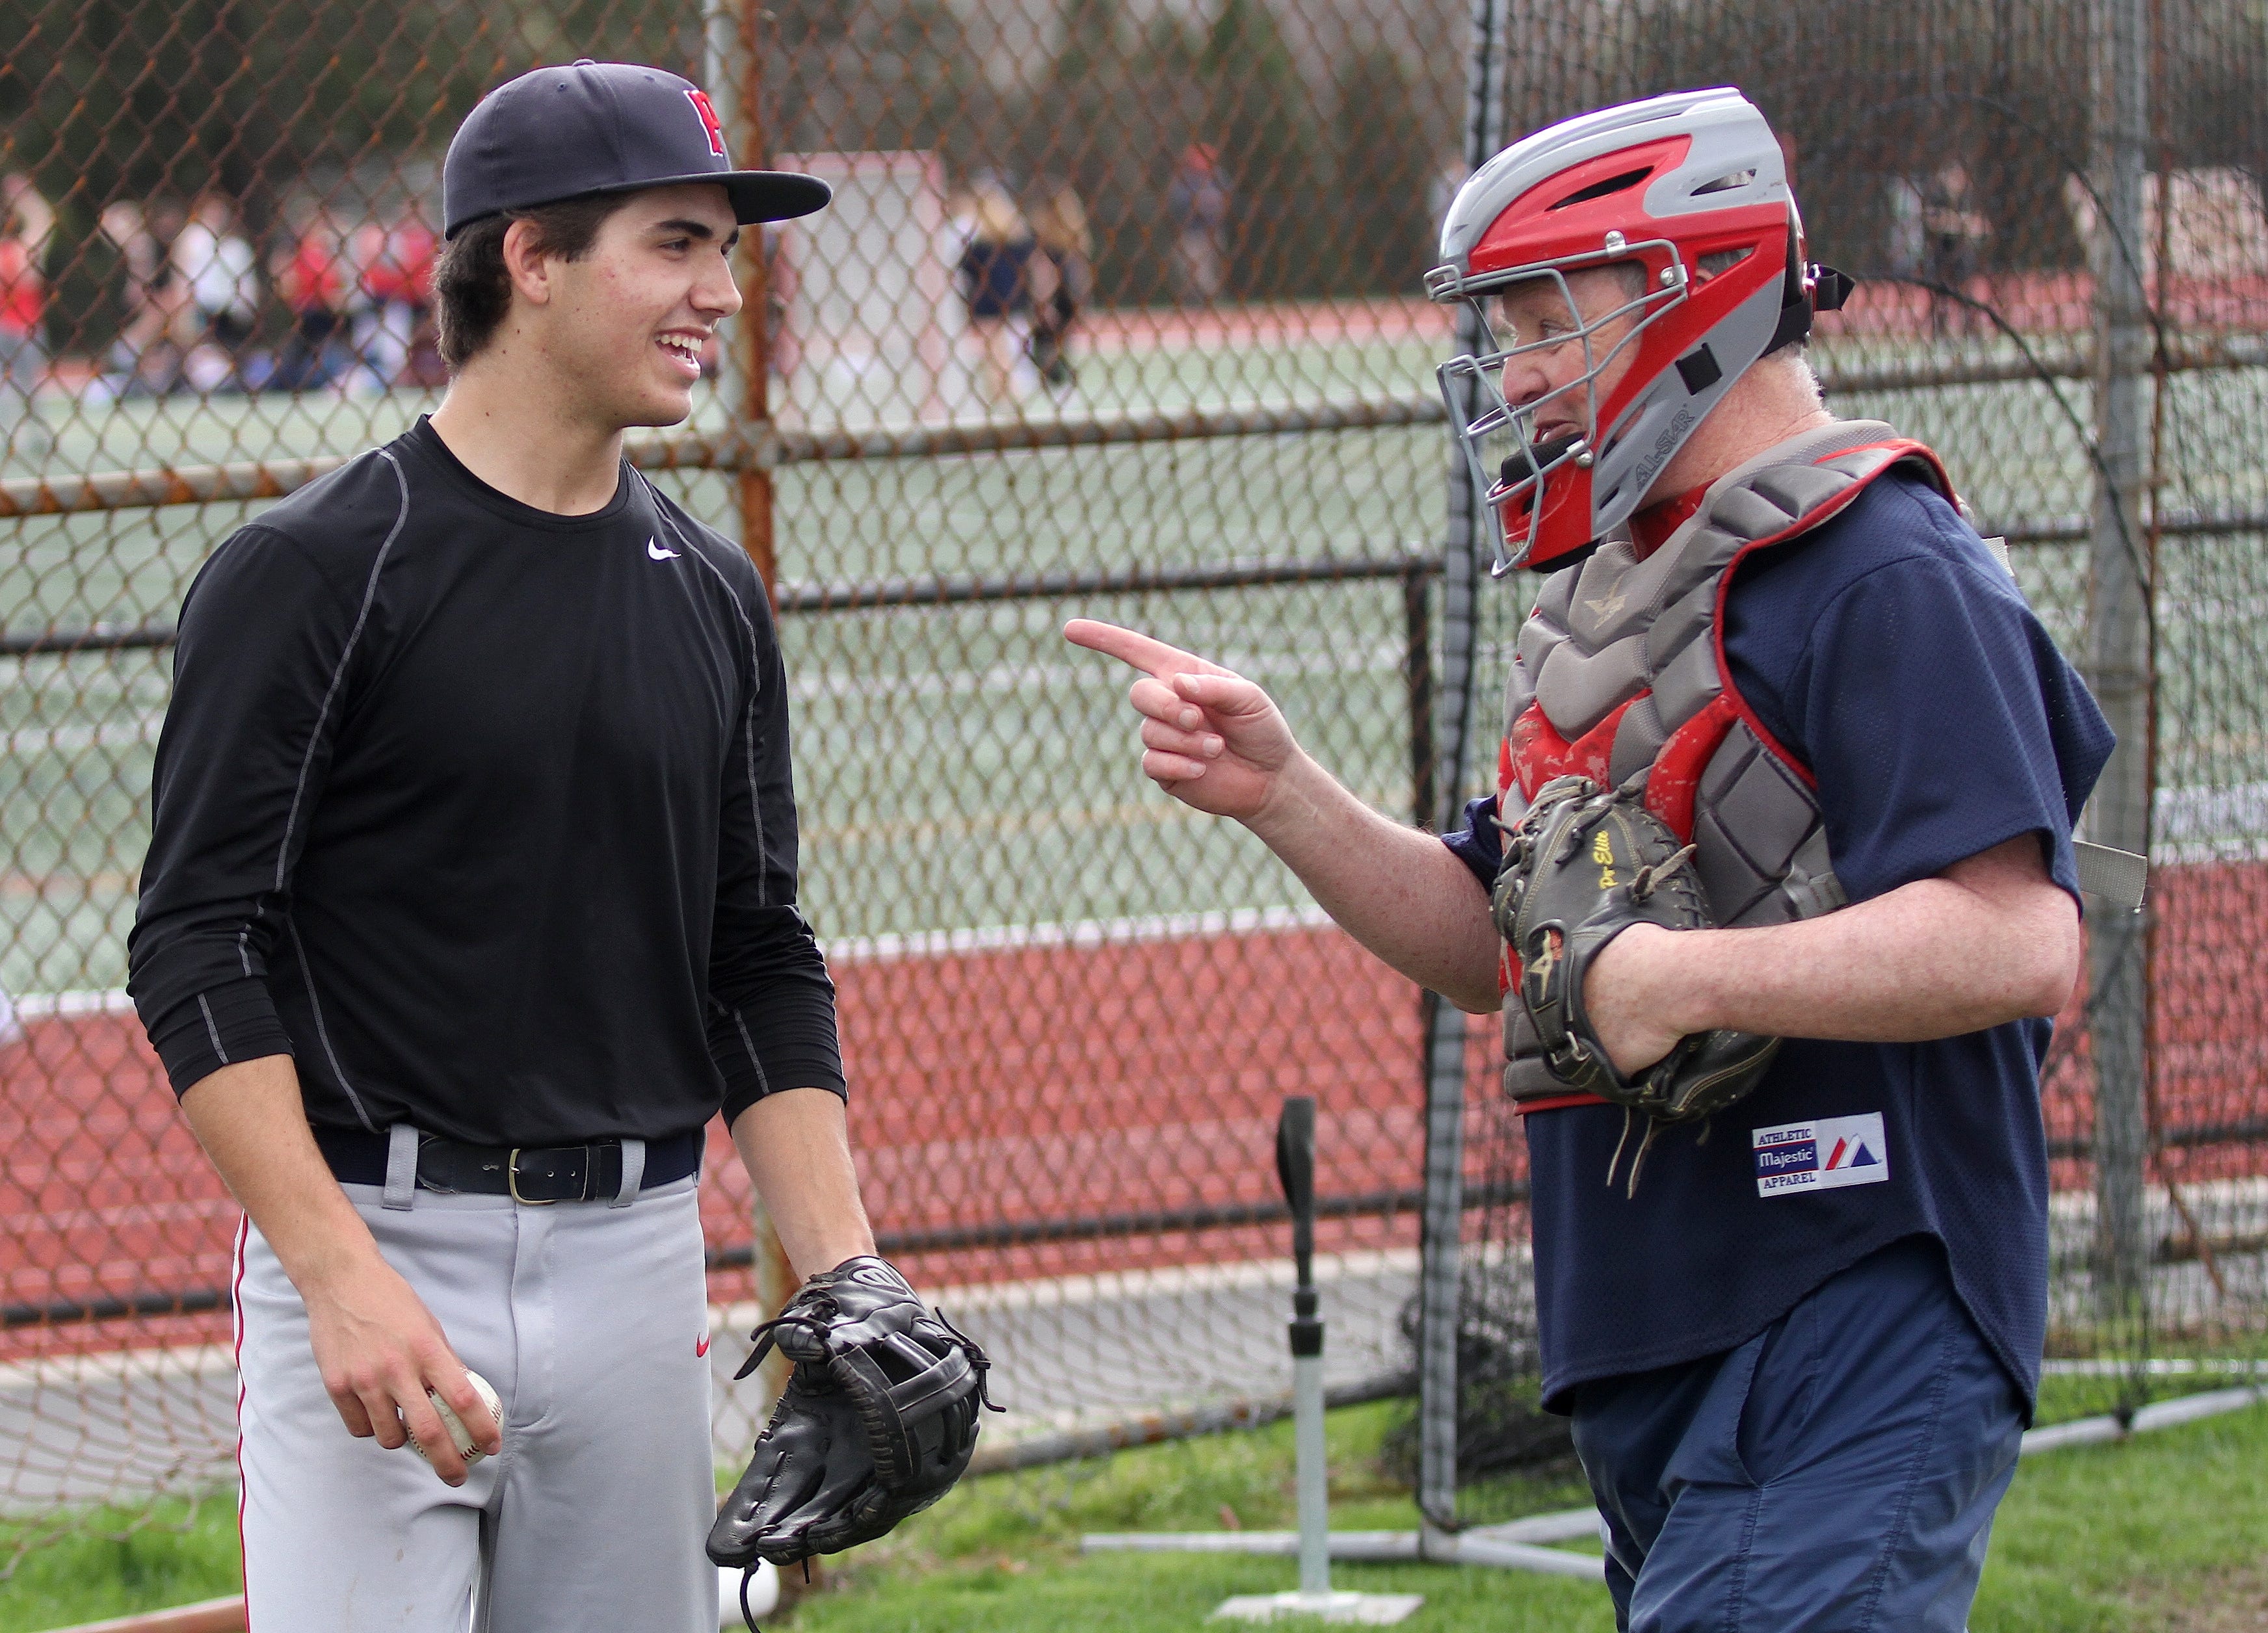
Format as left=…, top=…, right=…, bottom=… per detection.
left=1603, top=836, right=2081, bottom=1047
left=1246, top=751, right=1502, bottom=1013
left=730, top=1087, right=877, bottom=1279
left=179, top=1052, right=496, bottom=1474
left=180, top=1054, right=390, bottom=1293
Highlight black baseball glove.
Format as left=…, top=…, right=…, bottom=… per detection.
left=1495, top=774, right=1780, bottom=1182
left=708, top=1256, right=999, bottom=1569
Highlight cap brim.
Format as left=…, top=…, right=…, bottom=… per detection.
left=445, top=170, right=831, bottom=238
left=626, top=168, right=832, bottom=224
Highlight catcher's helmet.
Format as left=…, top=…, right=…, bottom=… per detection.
left=1428, top=88, right=1850, bottom=573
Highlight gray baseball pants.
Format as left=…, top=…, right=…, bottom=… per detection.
left=233, top=1133, right=717, bottom=1633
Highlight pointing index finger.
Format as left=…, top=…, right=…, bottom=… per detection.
left=1063, top=618, right=1229, bottom=681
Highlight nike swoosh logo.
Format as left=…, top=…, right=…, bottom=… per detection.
left=648, top=538, right=681, bottom=560
left=696, top=1333, right=711, bottom=1358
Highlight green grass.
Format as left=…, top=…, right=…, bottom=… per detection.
left=6, top=1398, right=2264, bottom=1632
left=788, top=1550, right=1616, bottom=1633
left=1, top=335, right=1464, bottom=997
left=1971, top=1399, right=2268, bottom=1631
left=792, top=1397, right=2268, bottom=1633
left=0, top=1498, right=239, bottom=1632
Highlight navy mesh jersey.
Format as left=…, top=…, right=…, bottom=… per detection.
left=1445, top=470, right=2115, bottom=1415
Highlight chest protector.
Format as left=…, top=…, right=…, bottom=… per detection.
left=1497, top=421, right=1964, bottom=1108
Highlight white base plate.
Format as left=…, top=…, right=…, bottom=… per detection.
left=1210, top=1590, right=1426, bottom=1624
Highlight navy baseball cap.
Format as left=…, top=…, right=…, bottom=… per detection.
left=442, top=60, right=830, bottom=238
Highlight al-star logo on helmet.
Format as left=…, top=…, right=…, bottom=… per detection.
left=685, top=88, right=727, bottom=159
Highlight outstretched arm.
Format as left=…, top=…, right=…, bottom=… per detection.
left=1064, top=619, right=1501, bottom=1012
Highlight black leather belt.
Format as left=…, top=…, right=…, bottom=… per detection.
left=314, top=1126, right=704, bottom=1203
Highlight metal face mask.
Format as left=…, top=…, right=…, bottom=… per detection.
left=1435, top=246, right=1691, bottom=576
left=1429, top=88, right=1834, bottom=574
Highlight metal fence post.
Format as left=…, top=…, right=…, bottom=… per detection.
left=709, top=0, right=796, bottom=1410
left=1416, top=0, right=1509, bottom=1536
left=2085, top=0, right=2154, bottom=1357
left=702, top=0, right=749, bottom=437
left=1405, top=560, right=1436, bottom=830
left=736, top=0, right=784, bottom=597
left=711, top=0, right=779, bottom=597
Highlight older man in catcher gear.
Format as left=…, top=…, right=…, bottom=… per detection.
left=129, top=61, right=985, bottom=1633
left=1070, top=88, right=2115, bottom=1632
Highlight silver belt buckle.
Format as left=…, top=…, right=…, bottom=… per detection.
left=506, top=1147, right=558, bottom=1205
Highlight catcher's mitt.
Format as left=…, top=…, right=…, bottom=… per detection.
left=1494, top=774, right=1780, bottom=1184
left=708, top=1256, right=999, bottom=1570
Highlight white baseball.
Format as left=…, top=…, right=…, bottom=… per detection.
left=407, top=1369, right=501, bottom=1467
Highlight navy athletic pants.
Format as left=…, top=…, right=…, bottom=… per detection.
left=1568, top=1235, right=2025, bottom=1633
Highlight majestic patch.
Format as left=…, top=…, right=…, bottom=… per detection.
left=1752, top=1113, right=1888, bottom=1196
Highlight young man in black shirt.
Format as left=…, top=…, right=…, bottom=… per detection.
left=129, top=62, right=871, bottom=1631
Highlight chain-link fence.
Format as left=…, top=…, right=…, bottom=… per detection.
left=1, top=0, right=2263, bottom=1585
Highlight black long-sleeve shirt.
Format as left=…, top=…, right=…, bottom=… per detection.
left=127, top=417, right=844, bottom=1144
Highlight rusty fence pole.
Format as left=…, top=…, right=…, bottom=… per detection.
left=732, top=0, right=780, bottom=597
left=705, top=0, right=797, bottom=1417
left=1416, top=0, right=1509, bottom=1541
left=2085, top=0, right=2155, bottom=1376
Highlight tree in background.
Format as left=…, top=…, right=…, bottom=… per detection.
left=766, top=0, right=989, bottom=175
left=1196, top=0, right=1328, bottom=300
left=1332, top=46, right=1438, bottom=299
left=1616, top=0, right=2106, bottom=277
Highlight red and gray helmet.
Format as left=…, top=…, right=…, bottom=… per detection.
left=1427, top=88, right=1851, bottom=573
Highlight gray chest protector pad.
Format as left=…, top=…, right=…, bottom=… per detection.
left=1497, top=421, right=1971, bottom=1104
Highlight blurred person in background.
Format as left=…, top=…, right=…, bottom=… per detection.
left=1167, top=142, right=1230, bottom=307
left=942, top=181, right=979, bottom=268
left=956, top=175, right=1051, bottom=406
left=96, top=199, right=190, bottom=395
left=0, top=174, right=56, bottom=453
left=270, top=206, right=351, bottom=391
left=173, top=189, right=261, bottom=388
left=350, top=199, right=439, bottom=389
left=1026, top=177, right=1092, bottom=395
left=1919, top=164, right=1992, bottom=337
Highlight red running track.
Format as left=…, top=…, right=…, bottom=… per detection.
left=5, top=863, right=2261, bottom=1365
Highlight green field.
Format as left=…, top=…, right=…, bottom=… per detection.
left=0, top=334, right=1462, bottom=999
left=5, top=1397, right=2263, bottom=1632
left=5, top=327, right=2267, bottom=999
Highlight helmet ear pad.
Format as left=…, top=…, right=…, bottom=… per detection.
left=1581, top=246, right=1789, bottom=527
